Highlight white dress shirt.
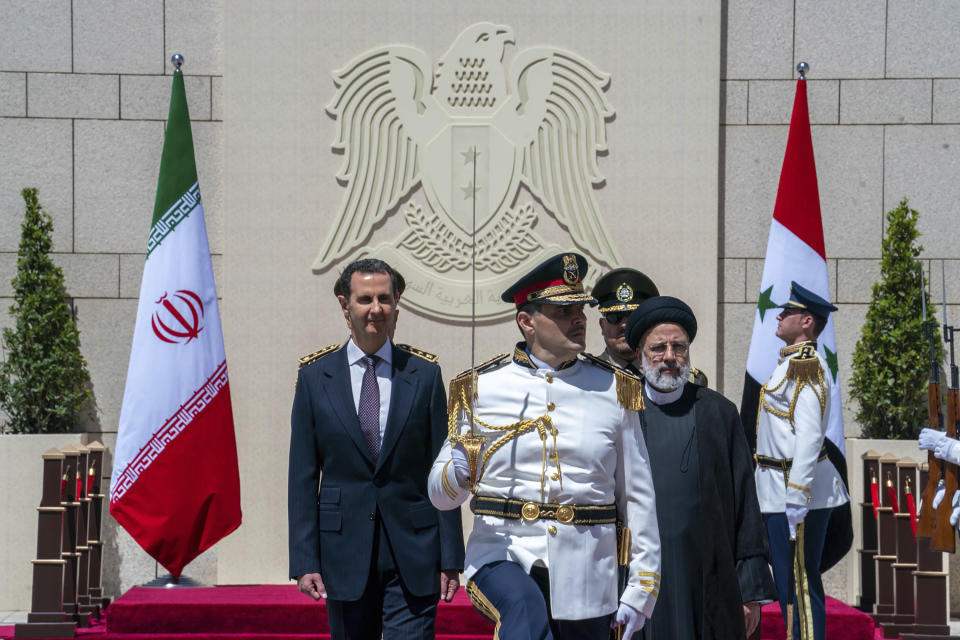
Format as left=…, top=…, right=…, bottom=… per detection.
left=346, top=337, right=392, bottom=440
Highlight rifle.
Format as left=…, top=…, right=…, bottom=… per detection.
left=917, top=265, right=944, bottom=539
left=932, top=262, right=957, bottom=552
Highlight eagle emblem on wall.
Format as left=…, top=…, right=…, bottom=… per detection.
left=316, top=23, right=620, bottom=320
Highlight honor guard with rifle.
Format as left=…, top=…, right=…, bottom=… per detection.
left=917, top=261, right=960, bottom=543
left=591, top=268, right=708, bottom=386
left=755, top=282, right=849, bottom=640
left=428, top=252, right=661, bottom=640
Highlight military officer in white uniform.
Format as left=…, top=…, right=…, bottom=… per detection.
left=428, top=252, right=661, bottom=640
left=755, top=282, right=849, bottom=640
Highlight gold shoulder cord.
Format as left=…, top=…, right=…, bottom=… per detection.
left=447, top=355, right=561, bottom=500
left=759, top=351, right=826, bottom=433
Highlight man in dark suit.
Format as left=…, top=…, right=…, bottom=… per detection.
left=288, top=258, right=465, bottom=639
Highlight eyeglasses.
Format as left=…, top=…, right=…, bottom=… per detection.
left=603, top=311, right=630, bottom=324
left=644, top=341, right=690, bottom=358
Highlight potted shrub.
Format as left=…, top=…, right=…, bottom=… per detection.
left=0, top=188, right=93, bottom=433
left=849, top=198, right=941, bottom=439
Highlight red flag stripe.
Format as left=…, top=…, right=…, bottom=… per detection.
left=771, top=78, right=826, bottom=260
left=110, top=382, right=241, bottom=578
left=111, top=361, right=228, bottom=502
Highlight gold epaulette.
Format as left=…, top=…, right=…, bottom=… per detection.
left=688, top=366, right=708, bottom=387
left=396, top=343, right=439, bottom=363
left=784, top=344, right=823, bottom=384
left=579, top=353, right=645, bottom=411
left=298, top=344, right=340, bottom=369
left=448, top=353, right=510, bottom=413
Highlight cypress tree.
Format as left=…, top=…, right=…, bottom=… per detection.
left=850, top=198, right=941, bottom=439
left=0, top=188, right=92, bottom=433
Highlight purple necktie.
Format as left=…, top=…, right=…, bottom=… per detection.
left=358, top=355, right=381, bottom=459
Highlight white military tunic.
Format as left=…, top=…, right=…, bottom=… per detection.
left=755, top=341, right=849, bottom=513
left=428, top=347, right=661, bottom=620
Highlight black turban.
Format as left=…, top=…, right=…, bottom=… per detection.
left=625, top=296, right=698, bottom=350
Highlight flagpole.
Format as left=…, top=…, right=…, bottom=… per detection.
left=139, top=54, right=207, bottom=589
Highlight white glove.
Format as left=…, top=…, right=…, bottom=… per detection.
left=610, top=601, right=646, bottom=638
left=932, top=484, right=947, bottom=510
left=785, top=503, right=808, bottom=539
left=951, top=490, right=960, bottom=527
left=450, top=444, right=471, bottom=488
left=934, top=437, right=960, bottom=465
left=919, top=484, right=946, bottom=515
left=919, top=428, right=948, bottom=452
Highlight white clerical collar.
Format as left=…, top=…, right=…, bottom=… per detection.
left=346, top=336, right=393, bottom=366
left=645, top=380, right=685, bottom=405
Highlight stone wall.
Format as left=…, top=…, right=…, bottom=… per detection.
left=720, top=0, right=960, bottom=424
left=0, top=0, right=223, bottom=606
left=3, top=0, right=960, bottom=611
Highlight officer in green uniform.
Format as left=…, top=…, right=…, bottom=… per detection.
left=591, top=268, right=708, bottom=386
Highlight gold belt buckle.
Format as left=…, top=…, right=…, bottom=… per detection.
left=521, top=502, right=541, bottom=521
left=556, top=505, right=575, bottom=524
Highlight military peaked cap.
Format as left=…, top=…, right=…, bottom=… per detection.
left=778, top=281, right=837, bottom=319
left=501, top=252, right=597, bottom=308
left=591, top=268, right=659, bottom=314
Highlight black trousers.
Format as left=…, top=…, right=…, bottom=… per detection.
left=325, top=514, right=438, bottom=640
left=468, top=560, right=613, bottom=640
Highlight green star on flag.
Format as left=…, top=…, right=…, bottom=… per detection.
left=757, top=285, right=777, bottom=322
left=824, top=345, right=839, bottom=382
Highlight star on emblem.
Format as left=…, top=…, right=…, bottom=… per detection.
left=824, top=345, right=839, bottom=382
left=461, top=180, right=480, bottom=199
left=461, top=149, right=480, bottom=164
left=757, top=286, right=777, bottom=322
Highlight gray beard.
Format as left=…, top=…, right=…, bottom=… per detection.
left=641, top=353, right=691, bottom=392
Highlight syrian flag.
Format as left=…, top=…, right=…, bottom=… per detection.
left=110, top=68, right=241, bottom=578
left=739, top=74, right=851, bottom=571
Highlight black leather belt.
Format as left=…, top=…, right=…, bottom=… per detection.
left=470, top=496, right=617, bottom=525
left=755, top=446, right=828, bottom=471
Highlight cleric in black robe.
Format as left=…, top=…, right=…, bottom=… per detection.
left=626, top=297, right=777, bottom=640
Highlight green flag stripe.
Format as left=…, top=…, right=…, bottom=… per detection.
left=150, top=71, right=198, bottom=230
left=146, top=182, right=201, bottom=259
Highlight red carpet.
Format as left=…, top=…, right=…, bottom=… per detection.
left=0, top=586, right=876, bottom=639
left=759, top=597, right=875, bottom=640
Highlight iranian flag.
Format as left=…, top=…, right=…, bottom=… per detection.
left=739, top=73, right=851, bottom=570
left=110, top=69, right=241, bottom=577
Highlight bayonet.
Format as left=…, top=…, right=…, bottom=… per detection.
left=932, top=260, right=958, bottom=552
left=918, top=263, right=945, bottom=538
